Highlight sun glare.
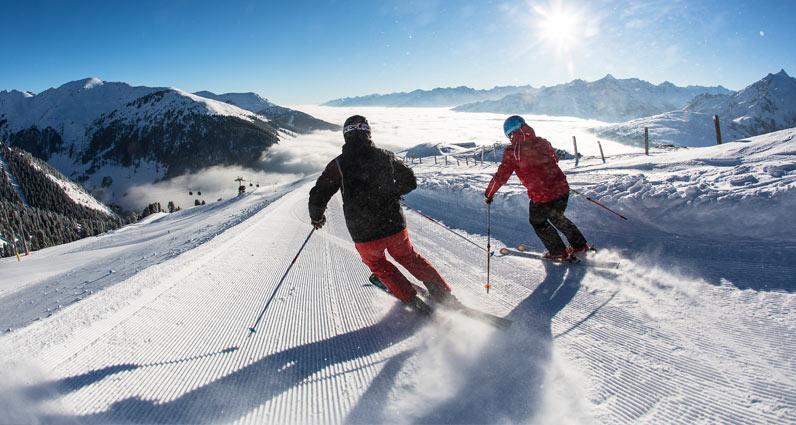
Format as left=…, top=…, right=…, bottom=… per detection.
left=533, top=1, right=582, bottom=53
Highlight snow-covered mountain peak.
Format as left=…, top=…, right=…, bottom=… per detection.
left=708, top=68, right=796, bottom=109
left=192, top=91, right=340, bottom=134
left=83, top=77, right=104, bottom=89
left=758, top=69, right=795, bottom=92
left=0, top=89, right=34, bottom=98
left=3, top=78, right=154, bottom=129
left=193, top=91, right=276, bottom=115
left=752, top=68, right=793, bottom=87
left=161, top=88, right=258, bottom=121
left=53, top=77, right=106, bottom=94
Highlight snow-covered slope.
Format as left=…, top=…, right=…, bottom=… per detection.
left=593, top=70, right=796, bottom=147
left=453, top=75, right=731, bottom=122
left=0, top=142, right=116, bottom=216
left=1, top=128, right=794, bottom=424
left=193, top=91, right=276, bottom=114
left=29, top=154, right=113, bottom=216
left=1, top=143, right=123, bottom=255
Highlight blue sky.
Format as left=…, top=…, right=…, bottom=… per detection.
left=1, top=0, right=794, bottom=104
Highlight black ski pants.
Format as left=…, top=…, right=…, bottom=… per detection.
left=528, top=192, right=587, bottom=256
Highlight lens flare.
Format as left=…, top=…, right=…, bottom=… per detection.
left=533, top=0, right=583, bottom=53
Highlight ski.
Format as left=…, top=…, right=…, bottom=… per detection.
left=451, top=304, right=513, bottom=330
left=499, top=247, right=579, bottom=264
left=367, top=274, right=512, bottom=330
left=498, top=245, right=619, bottom=269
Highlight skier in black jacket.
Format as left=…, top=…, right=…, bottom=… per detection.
left=308, top=115, right=455, bottom=315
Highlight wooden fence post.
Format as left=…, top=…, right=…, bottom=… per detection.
left=644, top=127, right=649, bottom=155
left=572, top=136, right=579, bottom=166
left=444, top=156, right=448, bottom=166
left=714, top=115, right=722, bottom=145
left=597, top=140, right=606, bottom=163
left=493, top=144, right=498, bottom=163
left=434, top=155, right=437, bottom=165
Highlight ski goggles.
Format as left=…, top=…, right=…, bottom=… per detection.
left=343, top=122, right=371, bottom=134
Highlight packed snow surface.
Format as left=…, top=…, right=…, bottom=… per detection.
left=1, top=125, right=794, bottom=424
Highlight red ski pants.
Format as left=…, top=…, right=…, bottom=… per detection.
left=355, top=228, right=451, bottom=302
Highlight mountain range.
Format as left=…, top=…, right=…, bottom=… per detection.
left=322, top=85, right=536, bottom=108
left=0, top=78, right=338, bottom=206
left=452, top=75, right=731, bottom=122
left=592, top=70, right=796, bottom=147
left=322, top=76, right=730, bottom=122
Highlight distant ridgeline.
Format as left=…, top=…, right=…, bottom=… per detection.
left=0, top=143, right=124, bottom=257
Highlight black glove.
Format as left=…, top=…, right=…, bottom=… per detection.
left=484, top=195, right=493, bottom=205
left=312, top=215, right=326, bottom=229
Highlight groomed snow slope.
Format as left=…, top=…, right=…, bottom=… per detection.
left=0, top=131, right=794, bottom=424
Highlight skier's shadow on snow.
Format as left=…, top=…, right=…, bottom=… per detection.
left=414, top=262, right=586, bottom=425
left=39, top=304, right=425, bottom=425
left=22, top=347, right=242, bottom=403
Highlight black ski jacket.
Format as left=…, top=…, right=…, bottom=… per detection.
left=308, top=137, right=416, bottom=243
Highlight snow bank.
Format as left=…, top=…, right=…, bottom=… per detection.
left=407, top=128, right=796, bottom=243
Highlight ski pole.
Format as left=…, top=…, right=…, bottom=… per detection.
left=401, top=202, right=486, bottom=252
left=570, top=188, right=628, bottom=220
left=485, top=203, right=492, bottom=293
left=247, top=227, right=315, bottom=337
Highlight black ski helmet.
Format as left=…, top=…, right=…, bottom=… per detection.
left=343, top=115, right=371, bottom=137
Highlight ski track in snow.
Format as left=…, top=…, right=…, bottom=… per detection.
left=1, top=145, right=795, bottom=424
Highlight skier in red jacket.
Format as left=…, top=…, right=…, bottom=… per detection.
left=484, top=115, right=589, bottom=261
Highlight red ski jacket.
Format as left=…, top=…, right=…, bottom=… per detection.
left=485, top=125, right=569, bottom=203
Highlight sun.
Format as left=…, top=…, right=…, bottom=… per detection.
left=533, top=1, right=582, bottom=53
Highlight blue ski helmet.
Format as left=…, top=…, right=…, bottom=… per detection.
left=503, top=115, right=526, bottom=139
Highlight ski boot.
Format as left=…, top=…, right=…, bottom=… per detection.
left=543, top=251, right=571, bottom=261
left=405, top=296, right=433, bottom=317
left=425, top=283, right=464, bottom=309
left=566, top=244, right=594, bottom=259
